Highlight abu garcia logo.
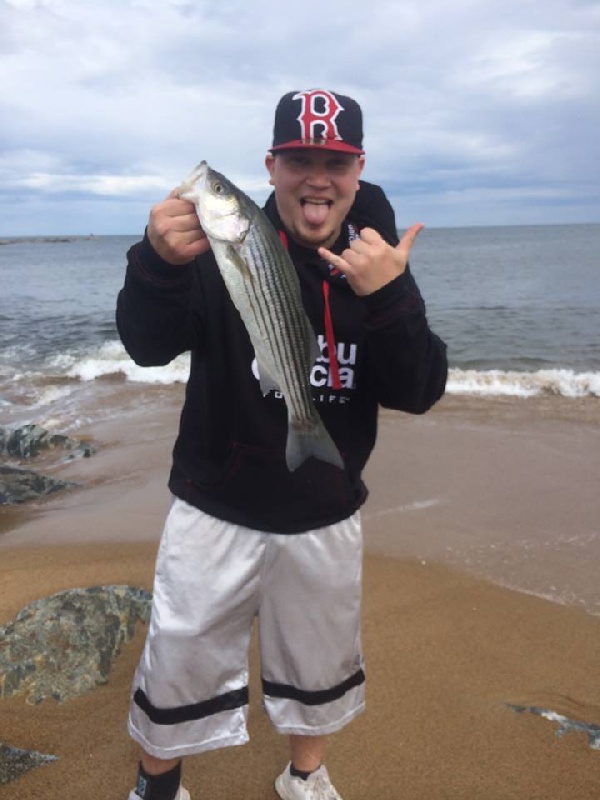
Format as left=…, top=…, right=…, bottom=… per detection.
left=251, top=335, right=358, bottom=401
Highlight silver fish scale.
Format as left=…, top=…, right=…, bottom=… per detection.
left=241, top=218, right=317, bottom=427
left=177, top=160, right=344, bottom=471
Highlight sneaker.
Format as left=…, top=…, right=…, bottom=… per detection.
left=127, top=787, right=190, bottom=800
left=275, top=763, right=342, bottom=800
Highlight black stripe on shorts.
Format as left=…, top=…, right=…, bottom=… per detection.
left=261, top=668, right=365, bottom=707
left=133, top=686, right=249, bottom=726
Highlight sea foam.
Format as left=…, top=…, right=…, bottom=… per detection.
left=56, top=341, right=191, bottom=385
left=41, top=342, right=600, bottom=399
left=447, top=368, right=600, bottom=398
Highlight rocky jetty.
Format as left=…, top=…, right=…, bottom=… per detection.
left=0, top=424, right=96, bottom=505
left=0, top=585, right=151, bottom=704
left=0, top=236, right=96, bottom=246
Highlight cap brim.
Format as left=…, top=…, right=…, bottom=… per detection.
left=270, top=139, right=364, bottom=155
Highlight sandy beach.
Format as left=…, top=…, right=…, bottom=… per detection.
left=1, top=391, right=600, bottom=799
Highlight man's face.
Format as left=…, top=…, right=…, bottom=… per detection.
left=265, top=150, right=364, bottom=250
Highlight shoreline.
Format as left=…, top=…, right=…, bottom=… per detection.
left=2, top=392, right=599, bottom=613
left=2, top=393, right=600, bottom=798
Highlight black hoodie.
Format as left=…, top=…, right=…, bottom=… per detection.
left=116, top=180, right=447, bottom=533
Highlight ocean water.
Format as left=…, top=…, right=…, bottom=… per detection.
left=1, top=224, right=599, bottom=432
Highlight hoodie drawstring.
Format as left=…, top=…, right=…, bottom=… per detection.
left=278, top=230, right=342, bottom=391
left=321, top=281, right=342, bottom=390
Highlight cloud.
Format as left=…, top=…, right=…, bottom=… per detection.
left=0, top=0, right=599, bottom=233
left=15, top=172, right=171, bottom=196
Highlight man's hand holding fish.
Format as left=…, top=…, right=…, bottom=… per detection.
left=147, top=191, right=209, bottom=265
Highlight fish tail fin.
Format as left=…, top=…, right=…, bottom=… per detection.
left=285, top=419, right=344, bottom=472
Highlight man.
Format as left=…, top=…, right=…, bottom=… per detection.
left=117, top=88, right=447, bottom=800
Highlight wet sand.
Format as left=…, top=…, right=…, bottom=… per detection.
left=1, top=393, right=600, bottom=798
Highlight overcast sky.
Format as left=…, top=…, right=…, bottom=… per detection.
left=1, top=0, right=599, bottom=235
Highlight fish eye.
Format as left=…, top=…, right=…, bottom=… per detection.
left=213, top=182, right=224, bottom=194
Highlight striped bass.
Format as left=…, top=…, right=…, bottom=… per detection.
left=177, top=161, right=344, bottom=473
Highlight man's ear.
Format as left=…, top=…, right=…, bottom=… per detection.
left=265, top=153, right=276, bottom=186
left=356, top=155, right=365, bottom=190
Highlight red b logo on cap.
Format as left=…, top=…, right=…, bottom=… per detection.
left=293, top=90, right=344, bottom=143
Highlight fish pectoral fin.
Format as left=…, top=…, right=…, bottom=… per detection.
left=256, top=358, right=281, bottom=396
left=226, top=244, right=253, bottom=280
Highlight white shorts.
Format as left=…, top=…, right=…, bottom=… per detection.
left=128, top=497, right=365, bottom=759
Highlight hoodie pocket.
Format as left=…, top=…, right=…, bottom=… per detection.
left=200, top=440, right=358, bottom=531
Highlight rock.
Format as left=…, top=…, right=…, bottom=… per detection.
left=0, top=424, right=96, bottom=505
left=0, top=424, right=95, bottom=460
left=0, top=465, right=78, bottom=505
left=0, top=742, right=58, bottom=786
left=0, top=586, right=151, bottom=704
left=508, top=704, right=600, bottom=749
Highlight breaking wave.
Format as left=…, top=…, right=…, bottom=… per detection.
left=42, top=341, right=600, bottom=399
left=446, top=368, right=600, bottom=398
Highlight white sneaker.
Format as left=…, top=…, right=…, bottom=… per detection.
left=128, top=787, right=190, bottom=800
left=275, top=763, right=342, bottom=800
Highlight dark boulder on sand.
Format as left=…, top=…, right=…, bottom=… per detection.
left=0, top=464, right=77, bottom=505
left=0, top=423, right=95, bottom=460
left=0, top=585, right=151, bottom=784
left=0, top=743, right=58, bottom=786
left=0, top=424, right=96, bottom=505
left=0, top=585, right=151, bottom=704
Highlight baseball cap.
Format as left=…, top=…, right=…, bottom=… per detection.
left=270, top=89, right=364, bottom=155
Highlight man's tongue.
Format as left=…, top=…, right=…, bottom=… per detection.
left=302, top=200, right=330, bottom=227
